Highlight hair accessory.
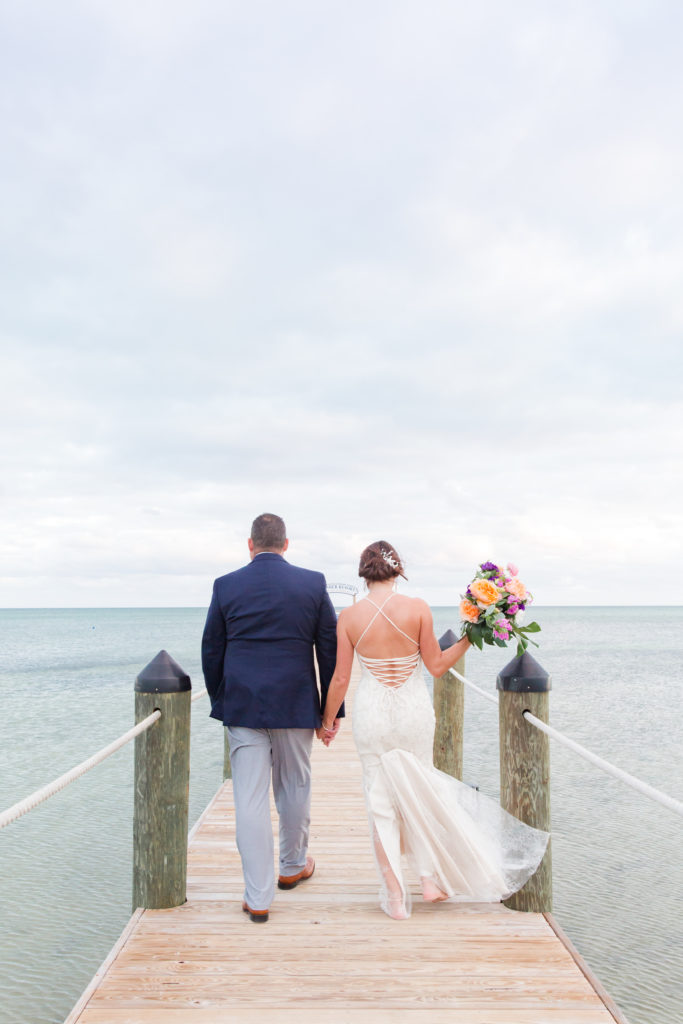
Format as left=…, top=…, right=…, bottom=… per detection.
left=381, top=548, right=399, bottom=570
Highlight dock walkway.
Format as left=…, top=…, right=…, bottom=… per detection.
left=66, top=673, right=624, bottom=1024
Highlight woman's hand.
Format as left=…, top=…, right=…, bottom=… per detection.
left=320, top=615, right=354, bottom=739
left=317, top=718, right=341, bottom=746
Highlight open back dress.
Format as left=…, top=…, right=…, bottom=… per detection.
left=351, top=593, right=549, bottom=918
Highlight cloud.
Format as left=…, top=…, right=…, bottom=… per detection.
left=1, top=1, right=682, bottom=606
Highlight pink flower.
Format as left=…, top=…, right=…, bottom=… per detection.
left=505, top=578, right=527, bottom=601
left=506, top=562, right=519, bottom=576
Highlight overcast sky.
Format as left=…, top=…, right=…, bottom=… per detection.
left=1, top=0, right=682, bottom=608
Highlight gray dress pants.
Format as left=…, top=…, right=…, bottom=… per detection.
left=227, top=726, right=314, bottom=911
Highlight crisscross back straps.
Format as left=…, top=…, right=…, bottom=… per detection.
left=355, top=595, right=420, bottom=687
left=356, top=595, right=419, bottom=649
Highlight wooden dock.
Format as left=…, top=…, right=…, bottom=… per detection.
left=66, top=673, right=626, bottom=1024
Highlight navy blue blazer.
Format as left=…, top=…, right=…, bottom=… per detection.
left=201, top=553, right=341, bottom=729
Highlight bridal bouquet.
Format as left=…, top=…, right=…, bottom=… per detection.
left=459, top=561, right=541, bottom=655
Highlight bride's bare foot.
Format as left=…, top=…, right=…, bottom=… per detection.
left=421, top=876, right=448, bottom=903
left=384, top=895, right=408, bottom=920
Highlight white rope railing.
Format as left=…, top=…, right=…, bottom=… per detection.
left=0, top=687, right=209, bottom=832
left=523, top=709, right=683, bottom=819
left=450, top=667, right=498, bottom=705
left=446, top=667, right=683, bottom=820
left=0, top=710, right=161, bottom=831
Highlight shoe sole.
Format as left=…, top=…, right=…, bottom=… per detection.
left=242, top=905, right=269, bottom=923
left=277, top=862, right=315, bottom=890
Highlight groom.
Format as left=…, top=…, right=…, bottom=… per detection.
left=201, top=514, right=340, bottom=922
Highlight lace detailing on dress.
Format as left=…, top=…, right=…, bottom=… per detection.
left=370, top=749, right=549, bottom=907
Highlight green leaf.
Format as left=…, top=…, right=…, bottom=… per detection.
left=522, top=621, right=541, bottom=633
left=516, top=634, right=540, bottom=649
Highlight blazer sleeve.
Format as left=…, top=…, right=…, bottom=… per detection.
left=314, top=581, right=345, bottom=719
left=201, top=581, right=227, bottom=713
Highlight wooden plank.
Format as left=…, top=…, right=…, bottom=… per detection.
left=79, top=1009, right=617, bottom=1024
left=112, top=958, right=579, bottom=975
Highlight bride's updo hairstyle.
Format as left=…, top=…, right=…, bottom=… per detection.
left=358, top=541, right=407, bottom=582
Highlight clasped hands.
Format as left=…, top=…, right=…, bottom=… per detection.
left=316, top=718, right=341, bottom=747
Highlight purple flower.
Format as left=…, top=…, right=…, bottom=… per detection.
left=480, top=561, right=499, bottom=573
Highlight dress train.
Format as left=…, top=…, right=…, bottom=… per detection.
left=352, top=649, right=549, bottom=918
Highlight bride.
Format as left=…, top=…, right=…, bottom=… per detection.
left=320, top=541, right=549, bottom=920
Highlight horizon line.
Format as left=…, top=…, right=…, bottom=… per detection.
left=1, top=604, right=681, bottom=611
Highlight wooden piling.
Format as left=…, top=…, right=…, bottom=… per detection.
left=498, top=651, right=552, bottom=912
left=133, top=650, right=191, bottom=911
left=433, top=632, right=465, bottom=780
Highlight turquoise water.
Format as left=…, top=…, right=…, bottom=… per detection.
left=0, top=606, right=681, bottom=1024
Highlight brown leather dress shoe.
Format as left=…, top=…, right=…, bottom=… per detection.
left=242, top=901, right=269, bottom=923
left=277, top=855, right=315, bottom=890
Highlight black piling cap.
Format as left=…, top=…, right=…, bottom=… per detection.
left=438, top=628, right=459, bottom=651
left=135, top=650, right=192, bottom=693
left=496, top=651, right=551, bottom=693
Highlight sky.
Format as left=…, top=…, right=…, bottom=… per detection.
left=1, top=0, right=682, bottom=607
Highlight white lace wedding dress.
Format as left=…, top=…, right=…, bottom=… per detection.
left=351, top=595, right=549, bottom=918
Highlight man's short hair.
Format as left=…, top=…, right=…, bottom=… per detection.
left=251, top=513, right=287, bottom=551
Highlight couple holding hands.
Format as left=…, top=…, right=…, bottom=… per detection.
left=202, top=513, right=547, bottom=922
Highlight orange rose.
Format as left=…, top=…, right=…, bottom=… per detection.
left=470, top=579, right=501, bottom=605
left=460, top=599, right=480, bottom=623
left=505, top=579, right=527, bottom=601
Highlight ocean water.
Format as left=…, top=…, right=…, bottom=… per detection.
left=0, top=606, right=681, bottom=1024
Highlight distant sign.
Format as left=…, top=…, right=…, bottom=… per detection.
left=327, top=583, right=358, bottom=597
